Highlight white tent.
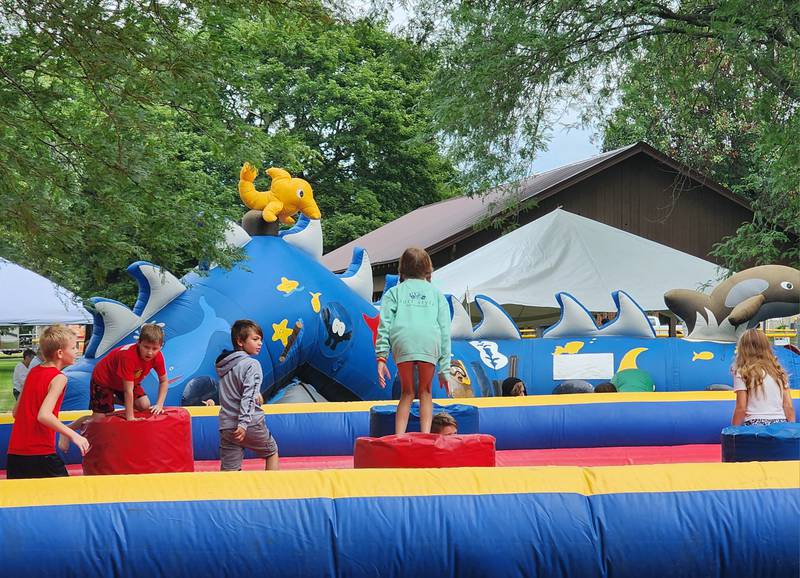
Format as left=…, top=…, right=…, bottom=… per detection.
left=432, top=209, right=725, bottom=314
left=0, top=259, right=92, bottom=325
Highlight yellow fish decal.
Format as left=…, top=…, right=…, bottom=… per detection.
left=276, top=277, right=300, bottom=295
left=554, top=341, right=584, bottom=355
left=310, top=292, right=322, bottom=313
left=692, top=351, right=714, bottom=362
left=272, top=319, right=293, bottom=347
left=618, top=347, right=648, bottom=371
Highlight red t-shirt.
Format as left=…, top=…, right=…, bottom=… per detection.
left=91, top=343, right=166, bottom=391
left=8, top=365, right=64, bottom=455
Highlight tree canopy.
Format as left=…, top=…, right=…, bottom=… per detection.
left=423, top=0, right=799, bottom=267
left=0, top=1, right=456, bottom=303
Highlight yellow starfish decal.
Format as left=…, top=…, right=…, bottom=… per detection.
left=310, top=292, right=322, bottom=313
left=276, top=277, right=299, bottom=295
left=272, top=319, right=293, bottom=347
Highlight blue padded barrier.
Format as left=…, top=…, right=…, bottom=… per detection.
left=369, top=402, right=479, bottom=437
left=721, top=423, right=800, bottom=462
left=0, top=470, right=798, bottom=577
left=3, top=396, right=799, bottom=468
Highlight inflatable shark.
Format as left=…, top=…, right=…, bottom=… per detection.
left=61, top=215, right=800, bottom=410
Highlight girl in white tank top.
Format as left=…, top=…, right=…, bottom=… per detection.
left=731, top=329, right=795, bottom=426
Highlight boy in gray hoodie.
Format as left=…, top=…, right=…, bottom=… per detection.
left=216, top=320, right=279, bottom=471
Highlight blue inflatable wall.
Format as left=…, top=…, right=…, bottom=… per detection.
left=3, top=393, right=799, bottom=469
left=1, top=462, right=797, bottom=577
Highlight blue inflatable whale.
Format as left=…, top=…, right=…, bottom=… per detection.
left=62, top=216, right=799, bottom=410
left=63, top=216, right=389, bottom=409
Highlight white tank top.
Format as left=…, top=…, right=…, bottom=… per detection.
left=733, top=372, right=787, bottom=421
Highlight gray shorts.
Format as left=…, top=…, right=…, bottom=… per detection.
left=219, top=419, right=278, bottom=471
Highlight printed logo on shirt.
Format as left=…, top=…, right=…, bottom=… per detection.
left=401, top=291, right=431, bottom=307
left=134, top=369, right=143, bottom=379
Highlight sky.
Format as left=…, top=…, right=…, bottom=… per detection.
left=531, top=114, right=601, bottom=173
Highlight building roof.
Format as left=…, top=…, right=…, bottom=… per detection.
left=322, top=142, right=749, bottom=272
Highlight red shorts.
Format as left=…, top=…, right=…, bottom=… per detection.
left=89, top=380, right=146, bottom=414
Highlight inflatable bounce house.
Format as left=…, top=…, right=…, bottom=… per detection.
left=50, top=169, right=800, bottom=408
left=2, top=164, right=799, bottom=576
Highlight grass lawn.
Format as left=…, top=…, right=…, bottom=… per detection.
left=0, top=355, right=21, bottom=413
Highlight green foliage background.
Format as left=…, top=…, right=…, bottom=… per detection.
left=2, top=0, right=797, bottom=315
left=0, top=1, right=456, bottom=304
left=421, top=0, right=799, bottom=269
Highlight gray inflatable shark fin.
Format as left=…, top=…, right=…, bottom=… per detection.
left=280, top=214, right=323, bottom=262
left=84, top=262, right=186, bottom=358
left=86, top=297, right=142, bottom=358
left=543, top=293, right=600, bottom=338
left=338, top=247, right=373, bottom=302
left=128, top=262, right=186, bottom=321
left=472, top=295, right=520, bottom=340
left=447, top=295, right=474, bottom=339
left=598, top=291, right=656, bottom=338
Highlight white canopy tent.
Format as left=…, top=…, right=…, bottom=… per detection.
left=432, top=209, right=725, bottom=320
left=0, top=259, right=92, bottom=325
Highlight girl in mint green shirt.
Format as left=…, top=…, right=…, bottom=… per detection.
left=376, top=248, right=451, bottom=434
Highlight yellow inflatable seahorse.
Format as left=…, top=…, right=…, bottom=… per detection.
left=239, top=163, right=322, bottom=224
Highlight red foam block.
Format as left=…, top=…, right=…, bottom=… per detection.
left=82, top=407, right=194, bottom=475
left=354, top=433, right=496, bottom=468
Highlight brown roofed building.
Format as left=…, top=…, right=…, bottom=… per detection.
left=322, top=142, right=753, bottom=295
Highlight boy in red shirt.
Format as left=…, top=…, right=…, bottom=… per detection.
left=88, top=323, right=169, bottom=421
left=7, top=325, right=91, bottom=479
left=57, top=324, right=170, bottom=452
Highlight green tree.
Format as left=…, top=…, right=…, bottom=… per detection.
left=235, top=14, right=458, bottom=250
left=0, top=1, right=298, bottom=303
left=603, top=35, right=799, bottom=268
left=420, top=0, right=799, bottom=265
left=0, top=1, right=457, bottom=304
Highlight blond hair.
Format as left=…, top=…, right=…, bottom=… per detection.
left=398, top=247, right=433, bottom=281
left=39, top=325, right=76, bottom=360
left=732, top=329, right=788, bottom=393
left=139, top=323, right=164, bottom=344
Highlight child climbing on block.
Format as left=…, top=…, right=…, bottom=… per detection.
left=731, top=328, right=795, bottom=426
left=216, top=319, right=279, bottom=471
left=58, top=323, right=170, bottom=450
left=7, top=325, right=90, bottom=479
left=376, top=247, right=451, bottom=435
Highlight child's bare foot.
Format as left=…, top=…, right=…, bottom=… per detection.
left=57, top=433, right=70, bottom=453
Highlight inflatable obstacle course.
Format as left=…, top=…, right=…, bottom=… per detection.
left=1, top=462, right=797, bottom=576
left=3, top=392, right=799, bottom=469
